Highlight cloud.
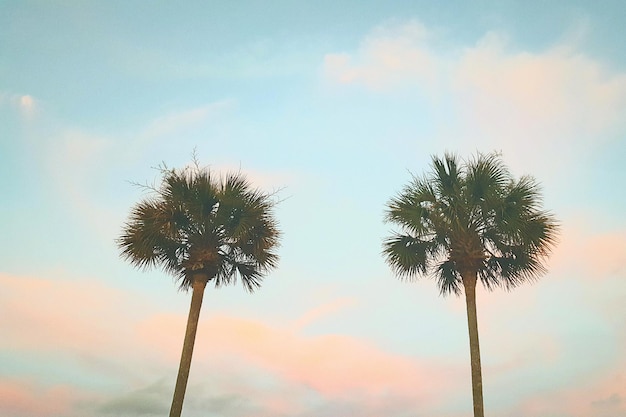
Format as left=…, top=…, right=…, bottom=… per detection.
left=139, top=100, right=236, bottom=141
left=31, top=100, right=296, bottom=243
left=2, top=239, right=623, bottom=417
left=19, top=95, right=35, bottom=110
left=592, top=393, right=625, bottom=415
left=322, top=20, right=626, bottom=173
left=550, top=222, right=626, bottom=279
left=183, top=161, right=301, bottom=191
left=0, top=378, right=79, bottom=417
left=425, top=215, right=626, bottom=416
left=2, top=224, right=621, bottom=417
left=43, top=100, right=234, bottom=175
left=0, top=92, right=38, bottom=118
left=0, top=273, right=143, bottom=356
left=0, top=272, right=462, bottom=416
left=323, top=20, right=438, bottom=92
left=508, top=363, right=626, bottom=417
left=137, top=311, right=452, bottom=397
left=592, top=392, right=623, bottom=408
left=289, top=297, right=358, bottom=331
left=46, top=128, right=111, bottom=196
left=452, top=32, right=626, bottom=159
left=97, top=379, right=170, bottom=416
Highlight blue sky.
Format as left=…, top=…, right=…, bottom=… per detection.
left=1, top=1, right=625, bottom=416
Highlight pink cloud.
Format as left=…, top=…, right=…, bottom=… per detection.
left=549, top=222, right=626, bottom=279
left=0, top=378, right=78, bottom=417
left=289, top=296, right=358, bottom=330
left=510, top=361, right=626, bottom=417
left=443, top=221, right=625, bottom=323
left=428, top=222, right=625, bottom=400
left=135, top=313, right=186, bottom=361
left=0, top=273, right=140, bottom=354
left=1, top=272, right=465, bottom=415
left=137, top=311, right=459, bottom=404
left=452, top=32, right=626, bottom=165
left=6, top=268, right=620, bottom=417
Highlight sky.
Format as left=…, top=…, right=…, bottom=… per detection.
left=1, top=1, right=625, bottom=416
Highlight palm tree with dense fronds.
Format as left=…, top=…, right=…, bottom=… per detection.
left=118, top=162, right=280, bottom=417
left=383, top=152, right=558, bottom=417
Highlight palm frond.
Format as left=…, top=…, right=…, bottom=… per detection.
left=431, top=153, right=462, bottom=201
left=382, top=234, right=439, bottom=279
left=435, top=260, right=462, bottom=296
left=383, top=151, right=559, bottom=297
left=118, top=162, right=281, bottom=292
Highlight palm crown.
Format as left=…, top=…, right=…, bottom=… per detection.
left=383, top=152, right=558, bottom=295
left=118, top=165, right=280, bottom=292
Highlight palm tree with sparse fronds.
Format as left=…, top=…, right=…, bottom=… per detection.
left=382, top=152, right=558, bottom=417
left=118, top=161, right=280, bottom=417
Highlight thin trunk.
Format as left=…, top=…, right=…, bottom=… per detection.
left=462, top=271, right=484, bottom=417
left=170, top=277, right=207, bottom=417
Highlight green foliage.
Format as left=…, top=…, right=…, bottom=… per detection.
left=118, top=163, right=280, bottom=292
left=383, top=152, right=559, bottom=296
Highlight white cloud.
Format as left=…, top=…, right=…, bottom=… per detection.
left=0, top=92, right=38, bottom=117
left=323, top=20, right=439, bottom=92
left=24, top=101, right=298, bottom=251
left=452, top=32, right=626, bottom=158
left=140, top=100, right=236, bottom=140
left=19, top=95, right=35, bottom=109
left=323, top=21, right=626, bottom=174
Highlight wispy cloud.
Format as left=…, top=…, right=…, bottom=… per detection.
left=0, top=378, right=83, bottom=417
left=139, top=100, right=236, bottom=142
left=0, top=92, right=38, bottom=119
left=289, top=297, right=358, bottom=331
left=0, top=273, right=143, bottom=354
left=29, top=99, right=296, bottom=241
left=135, top=311, right=458, bottom=404
left=97, top=379, right=170, bottom=416
left=508, top=363, right=626, bottom=417
left=0, top=272, right=463, bottom=416
left=550, top=222, right=626, bottom=279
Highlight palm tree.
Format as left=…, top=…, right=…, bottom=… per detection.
left=118, top=162, right=280, bottom=417
left=382, top=152, right=558, bottom=417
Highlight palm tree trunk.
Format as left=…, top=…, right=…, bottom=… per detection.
left=170, top=276, right=207, bottom=417
left=462, top=271, right=484, bottom=417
